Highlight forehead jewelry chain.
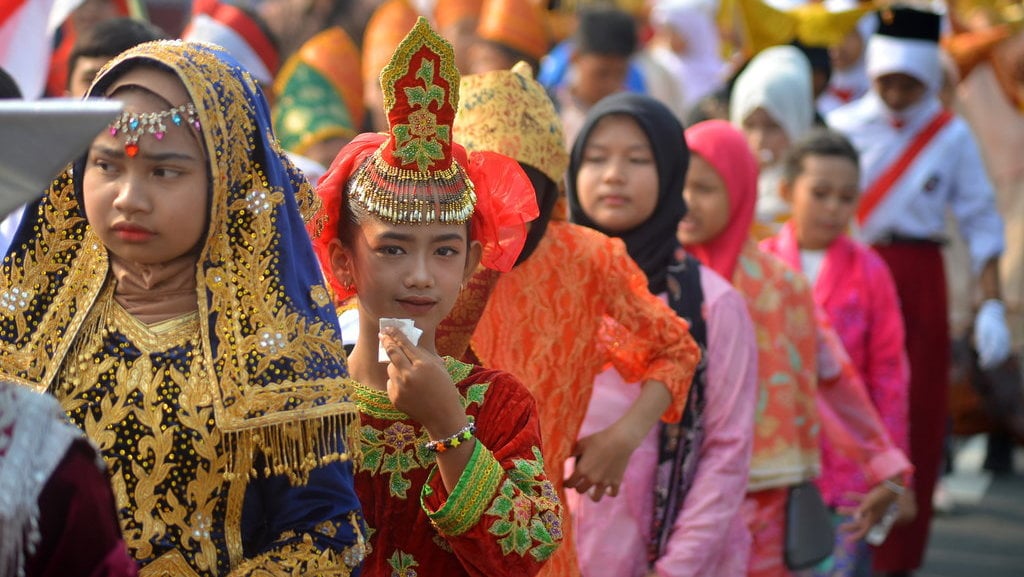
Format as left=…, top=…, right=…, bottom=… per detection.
left=108, top=102, right=201, bottom=157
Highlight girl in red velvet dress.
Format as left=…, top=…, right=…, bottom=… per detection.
left=309, top=18, right=562, bottom=577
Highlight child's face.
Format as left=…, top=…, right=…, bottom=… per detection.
left=467, top=41, right=517, bottom=76
left=677, top=155, right=731, bottom=245
left=575, top=114, right=658, bottom=234
left=68, top=55, right=110, bottom=98
left=83, top=68, right=209, bottom=266
left=874, top=73, right=927, bottom=112
left=329, top=218, right=481, bottom=332
left=570, top=52, right=630, bottom=107
left=782, top=154, right=859, bottom=250
left=741, top=107, right=789, bottom=167
left=442, top=18, right=480, bottom=74
left=829, top=29, right=865, bottom=72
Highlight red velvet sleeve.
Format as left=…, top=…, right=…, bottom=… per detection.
left=25, top=440, right=138, bottom=577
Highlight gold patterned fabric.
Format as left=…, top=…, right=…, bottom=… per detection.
left=455, top=61, right=569, bottom=185
left=0, top=40, right=364, bottom=576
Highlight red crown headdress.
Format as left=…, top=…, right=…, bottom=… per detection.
left=312, top=18, right=540, bottom=303
left=349, top=17, right=476, bottom=224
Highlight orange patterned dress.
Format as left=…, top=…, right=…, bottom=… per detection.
left=469, top=221, right=700, bottom=577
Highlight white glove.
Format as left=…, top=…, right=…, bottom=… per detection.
left=974, top=299, right=1012, bottom=369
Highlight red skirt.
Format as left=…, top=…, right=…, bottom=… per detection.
left=871, top=243, right=949, bottom=572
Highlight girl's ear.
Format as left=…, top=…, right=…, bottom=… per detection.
left=464, top=240, right=483, bottom=282
left=327, top=238, right=356, bottom=290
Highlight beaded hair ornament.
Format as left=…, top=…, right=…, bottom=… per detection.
left=349, top=16, right=477, bottom=225
left=107, top=102, right=201, bottom=157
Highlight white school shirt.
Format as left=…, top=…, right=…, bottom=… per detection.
left=827, top=93, right=1005, bottom=273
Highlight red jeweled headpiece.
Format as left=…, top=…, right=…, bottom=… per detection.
left=349, top=17, right=476, bottom=225
left=311, top=18, right=540, bottom=303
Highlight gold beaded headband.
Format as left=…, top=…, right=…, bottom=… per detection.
left=349, top=152, right=477, bottom=224
left=107, top=102, right=201, bottom=157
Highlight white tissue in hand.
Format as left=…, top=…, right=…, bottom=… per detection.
left=379, top=318, right=423, bottom=363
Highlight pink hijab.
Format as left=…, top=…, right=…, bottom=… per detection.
left=682, top=119, right=759, bottom=280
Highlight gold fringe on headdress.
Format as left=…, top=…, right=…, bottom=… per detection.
left=349, top=153, right=477, bottom=224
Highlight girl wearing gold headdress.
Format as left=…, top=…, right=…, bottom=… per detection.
left=310, top=18, right=563, bottom=577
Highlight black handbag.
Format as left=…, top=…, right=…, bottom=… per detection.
left=784, top=480, right=836, bottom=570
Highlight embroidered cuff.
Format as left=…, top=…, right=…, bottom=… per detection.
left=421, top=441, right=503, bottom=536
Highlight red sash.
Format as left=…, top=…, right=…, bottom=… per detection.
left=856, top=110, right=954, bottom=225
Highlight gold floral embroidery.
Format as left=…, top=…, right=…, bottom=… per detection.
left=58, top=294, right=230, bottom=575
left=310, top=285, right=331, bottom=308
left=226, top=532, right=363, bottom=577
left=140, top=550, right=203, bottom=577
left=228, top=512, right=365, bottom=576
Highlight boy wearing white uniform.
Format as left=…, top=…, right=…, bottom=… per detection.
left=828, top=6, right=1010, bottom=577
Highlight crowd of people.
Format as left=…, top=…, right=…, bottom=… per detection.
left=0, top=0, right=1021, bottom=577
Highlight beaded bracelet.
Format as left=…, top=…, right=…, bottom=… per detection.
left=424, top=421, right=476, bottom=453
left=882, top=479, right=906, bottom=496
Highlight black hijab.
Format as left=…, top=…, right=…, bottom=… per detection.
left=566, top=92, right=689, bottom=294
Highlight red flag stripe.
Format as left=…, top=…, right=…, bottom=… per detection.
left=0, top=0, right=30, bottom=27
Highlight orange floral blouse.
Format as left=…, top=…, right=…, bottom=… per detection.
left=731, top=240, right=821, bottom=491
left=469, top=221, right=700, bottom=577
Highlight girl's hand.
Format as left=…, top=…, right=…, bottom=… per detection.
left=894, top=487, right=918, bottom=525
left=379, top=327, right=466, bottom=437
left=563, top=421, right=641, bottom=502
left=837, top=479, right=901, bottom=541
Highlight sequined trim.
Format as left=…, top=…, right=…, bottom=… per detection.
left=349, top=151, right=477, bottom=225
left=379, top=19, right=460, bottom=128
